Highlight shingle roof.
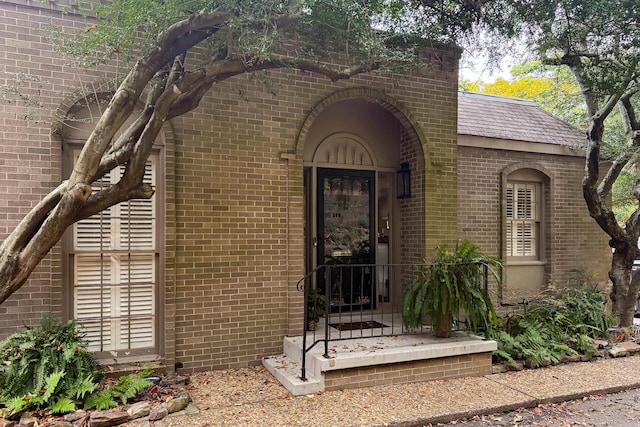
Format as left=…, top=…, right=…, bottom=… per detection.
left=458, top=92, right=586, bottom=147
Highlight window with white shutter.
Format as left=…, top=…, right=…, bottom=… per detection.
left=506, top=182, right=540, bottom=259
left=71, top=154, right=158, bottom=354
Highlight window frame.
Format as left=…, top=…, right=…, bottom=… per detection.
left=62, top=143, right=165, bottom=362
left=506, top=181, right=541, bottom=261
left=503, top=168, right=548, bottom=265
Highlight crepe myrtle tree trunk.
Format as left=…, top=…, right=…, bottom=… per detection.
left=580, top=79, right=640, bottom=326
left=0, top=9, right=380, bottom=304
left=609, top=241, right=640, bottom=327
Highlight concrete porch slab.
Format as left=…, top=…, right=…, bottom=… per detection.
left=263, top=331, right=497, bottom=396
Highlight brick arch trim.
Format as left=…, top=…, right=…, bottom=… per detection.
left=502, top=163, right=554, bottom=180
left=294, top=87, right=427, bottom=167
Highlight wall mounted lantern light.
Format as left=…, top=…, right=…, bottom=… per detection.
left=396, top=162, right=412, bottom=199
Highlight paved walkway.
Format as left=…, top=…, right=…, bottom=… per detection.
left=138, top=355, right=640, bottom=427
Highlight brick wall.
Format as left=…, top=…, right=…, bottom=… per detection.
left=0, top=0, right=461, bottom=372
left=457, top=145, right=611, bottom=305
left=170, top=65, right=460, bottom=371
left=324, top=352, right=493, bottom=391
left=0, top=0, right=87, bottom=336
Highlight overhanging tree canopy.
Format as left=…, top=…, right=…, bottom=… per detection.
left=480, top=0, right=640, bottom=325
left=0, top=0, right=484, bottom=303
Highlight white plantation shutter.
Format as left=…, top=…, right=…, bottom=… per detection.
left=119, top=254, right=155, bottom=348
left=74, top=255, right=112, bottom=351
left=119, top=161, right=155, bottom=250
left=72, top=154, right=157, bottom=353
left=75, top=172, right=112, bottom=251
left=506, top=182, right=539, bottom=258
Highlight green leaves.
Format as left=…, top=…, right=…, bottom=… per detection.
left=39, top=371, right=65, bottom=406
left=84, top=390, right=119, bottom=411
left=402, top=240, right=502, bottom=334
left=0, top=318, right=154, bottom=419
left=53, top=0, right=488, bottom=74
left=83, top=371, right=153, bottom=410
left=48, top=397, right=77, bottom=414
left=491, top=276, right=609, bottom=367
left=0, top=318, right=99, bottom=418
left=71, top=375, right=98, bottom=401
left=112, top=372, right=152, bottom=406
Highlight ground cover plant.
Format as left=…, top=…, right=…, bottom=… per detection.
left=0, top=318, right=153, bottom=419
left=490, top=271, right=615, bottom=368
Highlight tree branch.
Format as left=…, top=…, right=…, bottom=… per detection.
left=597, top=151, right=631, bottom=198
left=0, top=182, right=67, bottom=254
left=74, top=182, right=153, bottom=223
left=70, top=11, right=232, bottom=188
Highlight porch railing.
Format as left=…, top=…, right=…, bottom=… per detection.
left=296, top=262, right=490, bottom=382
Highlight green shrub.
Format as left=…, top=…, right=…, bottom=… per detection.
left=527, top=272, right=613, bottom=338
left=0, top=318, right=156, bottom=418
left=0, top=318, right=99, bottom=417
left=491, top=273, right=610, bottom=367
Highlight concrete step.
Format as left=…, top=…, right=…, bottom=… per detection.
left=267, top=332, right=497, bottom=396
left=262, top=354, right=323, bottom=396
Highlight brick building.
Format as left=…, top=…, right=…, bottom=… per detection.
left=0, top=0, right=609, bottom=385
left=457, top=92, right=610, bottom=305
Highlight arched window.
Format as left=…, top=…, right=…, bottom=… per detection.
left=502, top=167, right=549, bottom=302
left=62, top=98, right=164, bottom=359
left=506, top=180, right=541, bottom=260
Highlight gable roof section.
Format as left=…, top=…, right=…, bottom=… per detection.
left=458, top=92, right=586, bottom=147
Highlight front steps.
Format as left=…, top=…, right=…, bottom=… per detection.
left=263, top=332, right=497, bottom=396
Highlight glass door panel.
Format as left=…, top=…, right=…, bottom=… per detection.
left=317, top=169, right=375, bottom=310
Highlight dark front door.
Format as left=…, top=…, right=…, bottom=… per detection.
left=317, top=168, right=376, bottom=310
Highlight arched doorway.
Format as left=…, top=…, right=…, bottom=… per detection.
left=299, top=95, right=423, bottom=311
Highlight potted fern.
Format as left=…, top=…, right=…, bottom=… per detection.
left=402, top=240, right=502, bottom=338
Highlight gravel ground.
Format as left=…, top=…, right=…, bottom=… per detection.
left=132, top=357, right=640, bottom=427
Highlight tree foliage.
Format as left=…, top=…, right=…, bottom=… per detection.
left=461, top=60, right=587, bottom=127
left=463, top=61, right=639, bottom=224
left=0, top=0, right=484, bottom=303
left=477, top=0, right=640, bottom=326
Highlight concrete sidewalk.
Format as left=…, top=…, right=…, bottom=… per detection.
left=141, top=355, right=640, bottom=427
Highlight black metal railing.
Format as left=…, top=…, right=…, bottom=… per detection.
left=296, top=262, right=490, bottom=381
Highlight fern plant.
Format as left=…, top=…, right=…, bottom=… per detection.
left=0, top=318, right=99, bottom=418
left=0, top=319, right=156, bottom=419
left=84, top=370, right=153, bottom=410
left=490, top=279, right=609, bottom=367
left=403, top=240, right=502, bottom=337
left=490, top=315, right=576, bottom=368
